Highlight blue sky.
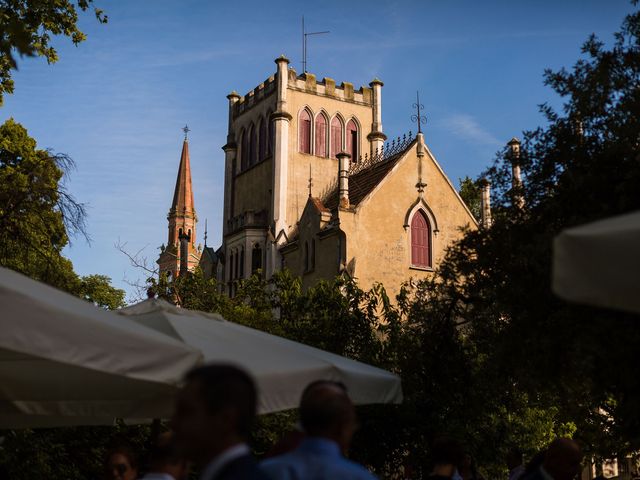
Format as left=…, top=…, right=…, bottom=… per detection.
left=0, top=1, right=632, bottom=300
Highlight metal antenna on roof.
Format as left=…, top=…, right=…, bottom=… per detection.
left=204, top=219, right=208, bottom=247
left=302, top=16, right=329, bottom=73
left=308, top=164, right=313, bottom=197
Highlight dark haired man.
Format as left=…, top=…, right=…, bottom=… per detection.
left=261, top=381, right=376, bottom=480
left=171, top=364, right=268, bottom=480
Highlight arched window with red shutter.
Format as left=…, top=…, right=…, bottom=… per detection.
left=315, top=113, right=328, bottom=157
left=411, top=210, right=431, bottom=268
left=299, top=109, right=312, bottom=154
left=346, top=119, right=358, bottom=162
left=330, top=116, right=343, bottom=158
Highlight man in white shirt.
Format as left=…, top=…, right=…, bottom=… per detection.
left=171, top=364, right=268, bottom=480
left=140, top=432, right=188, bottom=480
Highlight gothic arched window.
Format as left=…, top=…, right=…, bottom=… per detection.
left=239, top=247, right=245, bottom=279
left=346, top=119, right=358, bottom=161
left=259, top=119, right=267, bottom=161
left=240, top=129, right=248, bottom=170
left=267, top=111, right=274, bottom=155
left=248, top=124, right=256, bottom=167
left=411, top=210, right=431, bottom=268
left=315, top=113, right=328, bottom=157
left=330, top=116, right=343, bottom=159
left=299, top=109, right=312, bottom=154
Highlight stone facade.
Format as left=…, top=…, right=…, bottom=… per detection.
left=217, top=56, right=477, bottom=296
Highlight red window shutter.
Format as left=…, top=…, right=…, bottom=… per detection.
left=411, top=211, right=430, bottom=267
left=346, top=119, right=358, bottom=161
left=315, top=115, right=327, bottom=157
left=299, top=110, right=311, bottom=153
left=331, top=117, right=342, bottom=158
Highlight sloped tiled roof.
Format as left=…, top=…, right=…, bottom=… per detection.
left=324, top=144, right=412, bottom=210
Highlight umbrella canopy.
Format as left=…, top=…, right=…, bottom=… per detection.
left=552, top=210, right=640, bottom=314
left=118, top=299, right=403, bottom=413
left=0, top=267, right=203, bottom=428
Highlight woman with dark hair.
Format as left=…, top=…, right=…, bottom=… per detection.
left=104, top=444, right=138, bottom=480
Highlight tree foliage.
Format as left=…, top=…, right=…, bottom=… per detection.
left=458, top=176, right=482, bottom=221
left=0, top=118, right=86, bottom=291
left=0, top=0, right=107, bottom=104
left=80, top=274, right=126, bottom=309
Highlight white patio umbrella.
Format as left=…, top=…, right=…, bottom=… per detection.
left=552, top=210, right=640, bottom=314
left=118, top=299, right=403, bottom=413
left=0, top=267, right=203, bottom=428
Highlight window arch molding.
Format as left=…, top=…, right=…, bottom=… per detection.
left=329, top=113, right=345, bottom=158
left=403, top=198, right=439, bottom=233
left=298, top=106, right=314, bottom=154
left=345, top=117, right=360, bottom=162
left=404, top=199, right=438, bottom=270
left=314, top=110, right=329, bottom=158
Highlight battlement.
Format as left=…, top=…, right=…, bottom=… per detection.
left=233, top=75, right=277, bottom=117
left=287, top=68, right=373, bottom=105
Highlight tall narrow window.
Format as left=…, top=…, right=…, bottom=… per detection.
left=315, top=113, right=327, bottom=157
left=346, top=119, right=358, bottom=161
left=252, top=244, right=262, bottom=274
left=248, top=124, right=256, bottom=167
left=330, top=116, right=343, bottom=158
left=239, top=247, right=245, bottom=279
left=267, top=112, right=274, bottom=155
left=259, top=119, right=267, bottom=161
left=303, top=242, right=309, bottom=272
left=310, top=239, right=316, bottom=270
left=299, top=109, right=312, bottom=154
left=240, top=130, right=248, bottom=170
left=411, top=210, right=431, bottom=268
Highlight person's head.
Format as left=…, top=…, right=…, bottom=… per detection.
left=299, top=380, right=356, bottom=453
left=506, top=447, right=523, bottom=470
left=148, top=432, right=189, bottom=480
left=171, top=364, right=257, bottom=465
left=105, top=444, right=138, bottom=480
left=430, top=437, right=465, bottom=478
left=543, top=438, right=583, bottom=480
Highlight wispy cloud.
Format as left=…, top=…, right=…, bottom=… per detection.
left=441, top=113, right=501, bottom=147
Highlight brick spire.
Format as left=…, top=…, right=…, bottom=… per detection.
left=157, top=135, right=200, bottom=279
left=170, top=139, right=195, bottom=218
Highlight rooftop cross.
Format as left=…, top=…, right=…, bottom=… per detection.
left=411, top=91, right=427, bottom=134
left=182, top=124, right=190, bottom=140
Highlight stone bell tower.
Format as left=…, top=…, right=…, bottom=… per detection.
left=157, top=126, right=201, bottom=278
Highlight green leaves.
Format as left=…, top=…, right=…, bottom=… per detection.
left=0, top=0, right=106, bottom=104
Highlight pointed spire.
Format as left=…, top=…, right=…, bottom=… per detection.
left=170, top=135, right=196, bottom=217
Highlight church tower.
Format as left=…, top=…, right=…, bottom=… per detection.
left=157, top=127, right=202, bottom=278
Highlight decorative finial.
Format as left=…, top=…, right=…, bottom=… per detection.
left=204, top=218, right=208, bottom=247
left=308, top=164, right=313, bottom=197
left=182, top=124, right=190, bottom=140
left=411, top=91, right=427, bottom=134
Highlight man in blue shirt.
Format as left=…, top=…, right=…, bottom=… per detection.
left=261, top=381, right=377, bottom=480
